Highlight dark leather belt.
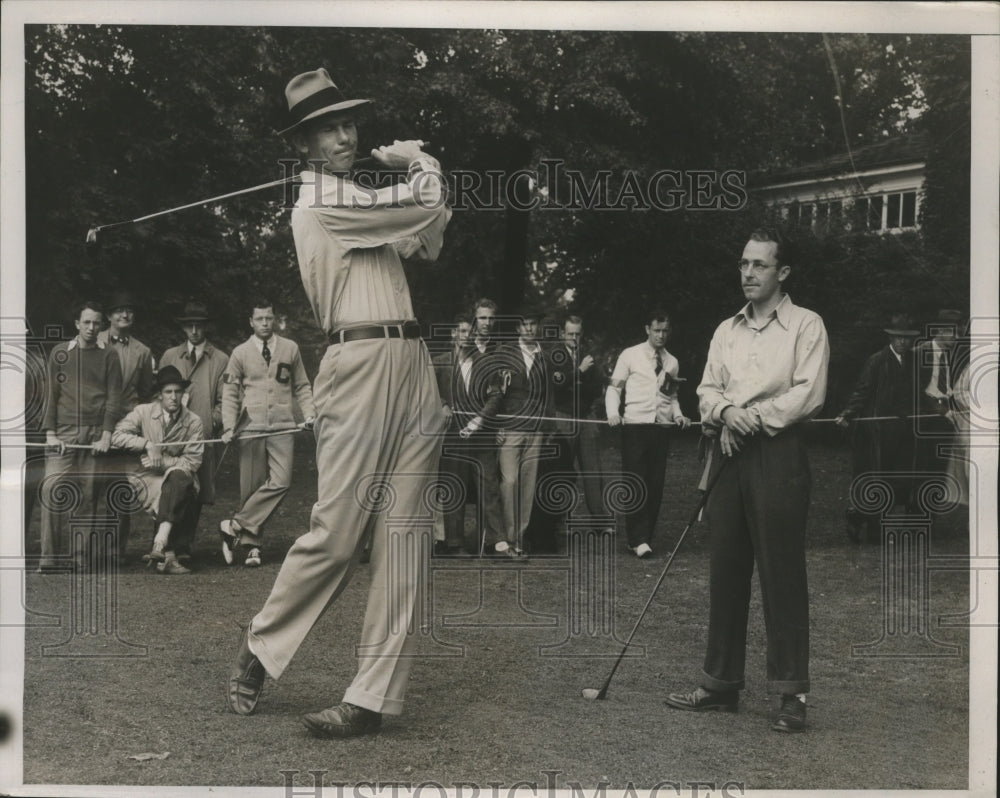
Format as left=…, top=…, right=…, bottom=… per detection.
left=328, top=321, right=422, bottom=345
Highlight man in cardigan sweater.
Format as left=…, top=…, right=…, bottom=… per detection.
left=220, top=300, right=315, bottom=567
left=158, top=301, right=230, bottom=560
left=39, top=300, right=123, bottom=571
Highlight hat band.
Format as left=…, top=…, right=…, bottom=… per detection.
left=287, top=86, right=350, bottom=126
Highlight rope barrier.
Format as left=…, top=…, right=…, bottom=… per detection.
left=24, top=425, right=308, bottom=451
left=21, top=413, right=951, bottom=452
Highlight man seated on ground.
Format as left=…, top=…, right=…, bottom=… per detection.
left=111, top=365, right=205, bottom=575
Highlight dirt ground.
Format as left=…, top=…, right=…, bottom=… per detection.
left=16, top=428, right=973, bottom=790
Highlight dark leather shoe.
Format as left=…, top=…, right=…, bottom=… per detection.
left=227, top=625, right=265, bottom=715
left=664, top=686, right=739, bottom=713
left=771, top=695, right=807, bottom=733
left=302, top=702, right=382, bottom=738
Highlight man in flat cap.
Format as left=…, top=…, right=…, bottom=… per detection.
left=159, top=300, right=230, bottom=561
left=226, top=68, right=451, bottom=738
left=835, top=314, right=921, bottom=542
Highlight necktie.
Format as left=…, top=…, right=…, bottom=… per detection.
left=654, top=351, right=663, bottom=375
left=937, top=350, right=950, bottom=396
left=164, top=411, right=178, bottom=437
left=189, top=347, right=198, bottom=362
left=262, top=341, right=271, bottom=366
left=111, top=335, right=129, bottom=345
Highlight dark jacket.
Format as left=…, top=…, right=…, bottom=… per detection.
left=490, top=341, right=553, bottom=432
left=544, top=344, right=606, bottom=419
left=840, top=344, right=917, bottom=474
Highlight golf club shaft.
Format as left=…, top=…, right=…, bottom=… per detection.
left=89, top=157, right=386, bottom=235
left=597, top=456, right=730, bottom=697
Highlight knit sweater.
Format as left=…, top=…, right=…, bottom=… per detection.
left=43, top=338, right=124, bottom=433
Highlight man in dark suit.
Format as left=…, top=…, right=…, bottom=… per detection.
left=527, top=314, right=610, bottom=553
left=835, top=314, right=920, bottom=542
left=492, top=305, right=553, bottom=558
left=432, top=314, right=486, bottom=555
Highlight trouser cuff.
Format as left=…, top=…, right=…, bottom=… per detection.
left=701, top=670, right=744, bottom=692
left=767, top=679, right=810, bottom=695
left=343, top=685, right=404, bottom=716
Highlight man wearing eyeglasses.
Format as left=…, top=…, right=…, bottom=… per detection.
left=665, top=229, right=829, bottom=734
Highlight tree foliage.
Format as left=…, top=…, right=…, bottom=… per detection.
left=24, top=26, right=970, bottom=408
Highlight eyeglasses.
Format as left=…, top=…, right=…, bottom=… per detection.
left=737, top=259, right=777, bottom=275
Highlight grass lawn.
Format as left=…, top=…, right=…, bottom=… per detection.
left=17, top=428, right=972, bottom=790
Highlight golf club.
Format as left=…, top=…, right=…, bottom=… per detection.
left=581, top=454, right=731, bottom=701
left=84, top=154, right=400, bottom=248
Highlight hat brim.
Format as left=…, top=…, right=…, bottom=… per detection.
left=278, top=98, right=372, bottom=137
left=884, top=328, right=920, bottom=337
left=157, top=379, right=192, bottom=391
left=175, top=316, right=210, bottom=323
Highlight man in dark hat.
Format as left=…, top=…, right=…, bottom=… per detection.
left=225, top=68, right=451, bottom=737
left=159, top=300, right=230, bottom=561
left=835, top=314, right=921, bottom=542
left=97, top=292, right=155, bottom=563
left=97, top=292, right=155, bottom=413
left=112, top=366, right=204, bottom=575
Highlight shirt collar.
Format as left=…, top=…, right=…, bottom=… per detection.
left=733, top=294, right=792, bottom=330
left=68, top=336, right=105, bottom=351
left=889, top=343, right=905, bottom=362
left=519, top=340, right=540, bottom=356
left=252, top=334, right=277, bottom=353
left=642, top=341, right=664, bottom=358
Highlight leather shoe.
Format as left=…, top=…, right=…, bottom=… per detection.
left=664, top=686, right=739, bottom=713
left=302, top=701, right=382, bottom=738
left=771, top=694, right=807, bottom=733
left=227, top=624, right=266, bottom=715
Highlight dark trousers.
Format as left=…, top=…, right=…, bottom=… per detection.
left=157, top=470, right=198, bottom=550
left=621, top=424, right=670, bottom=548
left=701, top=429, right=811, bottom=696
left=439, top=435, right=504, bottom=551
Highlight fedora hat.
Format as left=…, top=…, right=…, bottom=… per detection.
left=278, top=68, right=372, bottom=136
left=936, top=308, right=964, bottom=325
left=175, top=301, right=211, bottom=324
left=107, top=291, right=138, bottom=312
left=156, top=365, right=191, bottom=391
left=884, top=313, right=919, bottom=337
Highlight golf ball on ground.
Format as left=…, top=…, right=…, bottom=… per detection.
left=581, top=688, right=601, bottom=700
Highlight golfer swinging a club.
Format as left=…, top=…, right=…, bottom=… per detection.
left=665, top=229, right=829, bottom=733
left=226, top=68, right=450, bottom=737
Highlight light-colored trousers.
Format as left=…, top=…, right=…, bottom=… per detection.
left=498, top=430, right=543, bottom=548
left=234, top=433, right=294, bottom=545
left=40, top=423, right=102, bottom=567
left=248, top=337, right=443, bottom=716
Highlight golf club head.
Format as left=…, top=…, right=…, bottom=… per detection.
left=85, top=227, right=102, bottom=256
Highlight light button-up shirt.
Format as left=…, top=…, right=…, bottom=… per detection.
left=697, top=294, right=829, bottom=436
